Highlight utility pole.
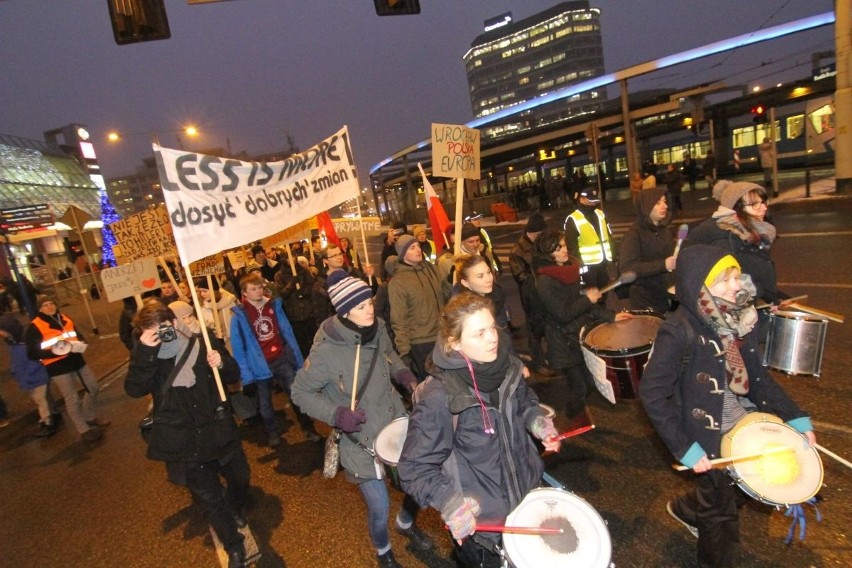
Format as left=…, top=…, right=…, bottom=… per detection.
left=836, top=0, right=851, bottom=193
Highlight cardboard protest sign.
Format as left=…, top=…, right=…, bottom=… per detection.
left=332, top=216, right=384, bottom=237
left=100, top=258, right=160, bottom=303
left=154, top=126, right=360, bottom=265
left=109, top=205, right=176, bottom=263
left=260, top=218, right=317, bottom=250
left=190, top=254, right=225, bottom=277
left=431, top=123, right=480, bottom=180
left=226, top=251, right=248, bottom=269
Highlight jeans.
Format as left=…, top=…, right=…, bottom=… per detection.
left=51, top=366, right=100, bottom=434
left=268, top=355, right=314, bottom=431
left=184, top=449, right=251, bottom=554
left=254, top=378, right=278, bottom=434
left=357, top=479, right=418, bottom=551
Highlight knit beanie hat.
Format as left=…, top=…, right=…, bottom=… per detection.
left=525, top=212, right=546, bottom=233
left=168, top=301, right=194, bottom=320
left=327, top=270, right=373, bottom=317
left=411, top=225, right=427, bottom=238
left=704, top=255, right=741, bottom=288
left=395, top=234, right=418, bottom=257
left=720, top=181, right=763, bottom=210
left=36, top=293, right=58, bottom=308
left=461, top=223, right=480, bottom=241
left=712, top=179, right=733, bottom=203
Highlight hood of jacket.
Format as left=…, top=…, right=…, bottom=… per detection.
left=675, top=244, right=730, bottom=321
left=635, top=186, right=671, bottom=229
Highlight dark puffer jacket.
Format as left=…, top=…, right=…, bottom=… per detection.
left=398, top=342, right=545, bottom=549
left=639, top=245, right=810, bottom=466
left=619, top=186, right=674, bottom=314
left=125, top=335, right=242, bottom=464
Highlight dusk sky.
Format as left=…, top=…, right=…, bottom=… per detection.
left=0, top=1, right=835, bottom=188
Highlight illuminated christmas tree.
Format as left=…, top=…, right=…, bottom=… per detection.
left=99, top=189, right=120, bottom=267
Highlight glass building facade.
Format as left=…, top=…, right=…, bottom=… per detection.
left=463, top=1, right=606, bottom=140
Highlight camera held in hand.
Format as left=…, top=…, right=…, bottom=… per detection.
left=157, top=323, right=177, bottom=342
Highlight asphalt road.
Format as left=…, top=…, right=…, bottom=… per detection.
left=1, top=179, right=850, bottom=567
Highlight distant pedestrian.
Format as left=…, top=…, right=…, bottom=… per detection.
left=758, top=137, right=774, bottom=191
left=665, top=163, right=684, bottom=215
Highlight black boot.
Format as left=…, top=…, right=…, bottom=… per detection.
left=377, top=550, right=401, bottom=568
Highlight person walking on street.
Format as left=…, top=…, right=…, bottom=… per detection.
left=758, top=137, right=775, bottom=192
left=639, top=246, right=815, bottom=567
left=292, top=272, right=432, bottom=568
left=230, top=272, right=319, bottom=447
left=125, top=301, right=252, bottom=568
left=25, top=294, right=108, bottom=442
left=665, top=163, right=684, bottom=215
left=398, top=292, right=560, bottom=567
left=619, top=187, right=676, bottom=315
left=563, top=187, right=615, bottom=292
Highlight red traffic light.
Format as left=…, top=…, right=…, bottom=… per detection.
left=751, top=105, right=765, bottom=115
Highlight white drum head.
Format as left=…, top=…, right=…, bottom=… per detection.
left=503, top=488, right=611, bottom=568
left=51, top=340, right=72, bottom=355
left=725, top=420, right=823, bottom=506
left=373, top=416, right=409, bottom=466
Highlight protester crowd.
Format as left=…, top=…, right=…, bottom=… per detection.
left=0, top=169, right=816, bottom=568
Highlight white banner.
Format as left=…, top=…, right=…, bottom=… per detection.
left=154, top=126, right=360, bottom=265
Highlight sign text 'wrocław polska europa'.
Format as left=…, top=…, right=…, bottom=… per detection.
left=154, top=126, right=360, bottom=265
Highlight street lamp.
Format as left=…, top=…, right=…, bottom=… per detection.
left=106, top=125, right=200, bottom=148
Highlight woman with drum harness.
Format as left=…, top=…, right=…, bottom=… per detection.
left=291, top=272, right=432, bottom=568
left=639, top=245, right=815, bottom=567
left=398, top=292, right=561, bottom=568
left=532, top=229, right=632, bottom=428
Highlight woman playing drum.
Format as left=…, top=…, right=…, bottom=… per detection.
left=532, top=229, right=631, bottom=427
left=291, top=272, right=432, bottom=568
left=398, top=292, right=560, bottom=568
left=639, top=245, right=815, bottom=567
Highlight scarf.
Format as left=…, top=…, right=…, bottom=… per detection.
left=713, top=208, right=777, bottom=248
left=447, top=335, right=511, bottom=394
left=696, top=275, right=758, bottom=395
left=338, top=315, right=378, bottom=345
left=156, top=328, right=201, bottom=388
left=537, top=262, right=581, bottom=286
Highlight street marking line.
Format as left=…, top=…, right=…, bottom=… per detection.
left=778, top=231, right=852, bottom=238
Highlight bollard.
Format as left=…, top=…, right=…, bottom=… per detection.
left=805, top=168, right=811, bottom=198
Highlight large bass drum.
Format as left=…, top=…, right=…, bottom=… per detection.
left=721, top=413, right=822, bottom=507
left=581, top=311, right=662, bottom=398
left=763, top=310, right=828, bottom=376
left=373, top=416, right=408, bottom=490
left=502, top=488, right=612, bottom=568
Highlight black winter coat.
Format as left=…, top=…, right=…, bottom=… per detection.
left=534, top=265, right=614, bottom=369
left=125, top=335, right=242, bottom=464
left=639, top=246, right=808, bottom=463
left=619, top=186, right=674, bottom=314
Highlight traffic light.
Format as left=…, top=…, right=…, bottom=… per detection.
left=751, top=104, right=768, bottom=124
left=107, top=0, right=170, bottom=45
left=374, top=0, right=421, bottom=16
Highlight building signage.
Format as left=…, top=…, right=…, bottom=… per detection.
left=0, top=204, right=54, bottom=233
left=813, top=62, right=836, bottom=82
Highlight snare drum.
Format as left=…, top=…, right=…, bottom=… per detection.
left=721, top=413, right=823, bottom=507
left=373, top=416, right=409, bottom=489
left=502, top=488, right=611, bottom=568
left=764, top=310, right=828, bottom=376
left=581, top=312, right=662, bottom=398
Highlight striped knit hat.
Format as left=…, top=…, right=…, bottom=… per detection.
left=327, top=270, right=372, bottom=317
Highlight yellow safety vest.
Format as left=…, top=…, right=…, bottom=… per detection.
left=566, top=209, right=613, bottom=265
left=32, top=315, right=79, bottom=366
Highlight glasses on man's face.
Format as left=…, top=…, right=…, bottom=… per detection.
left=326, top=252, right=343, bottom=259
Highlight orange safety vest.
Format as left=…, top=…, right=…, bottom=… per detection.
left=32, top=315, right=79, bottom=366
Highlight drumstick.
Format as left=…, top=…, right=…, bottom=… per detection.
left=474, top=524, right=564, bottom=535
left=549, top=424, right=595, bottom=443
left=350, top=344, right=361, bottom=411
left=756, top=295, right=808, bottom=310
left=672, top=445, right=792, bottom=471
left=785, top=302, right=845, bottom=324
left=815, top=444, right=852, bottom=471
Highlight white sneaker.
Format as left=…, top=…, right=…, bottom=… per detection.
left=667, top=500, right=698, bottom=538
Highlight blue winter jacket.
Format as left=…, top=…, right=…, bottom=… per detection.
left=230, top=297, right=304, bottom=384
left=9, top=342, right=50, bottom=390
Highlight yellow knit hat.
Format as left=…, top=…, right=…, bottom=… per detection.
left=704, top=255, right=741, bottom=287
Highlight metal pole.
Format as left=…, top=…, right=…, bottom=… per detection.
left=835, top=0, right=852, bottom=193
left=69, top=207, right=99, bottom=335
left=769, top=107, right=779, bottom=197
left=1, top=234, right=36, bottom=318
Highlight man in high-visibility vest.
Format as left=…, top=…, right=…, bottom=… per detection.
left=563, top=187, right=614, bottom=292
left=25, top=294, right=109, bottom=442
